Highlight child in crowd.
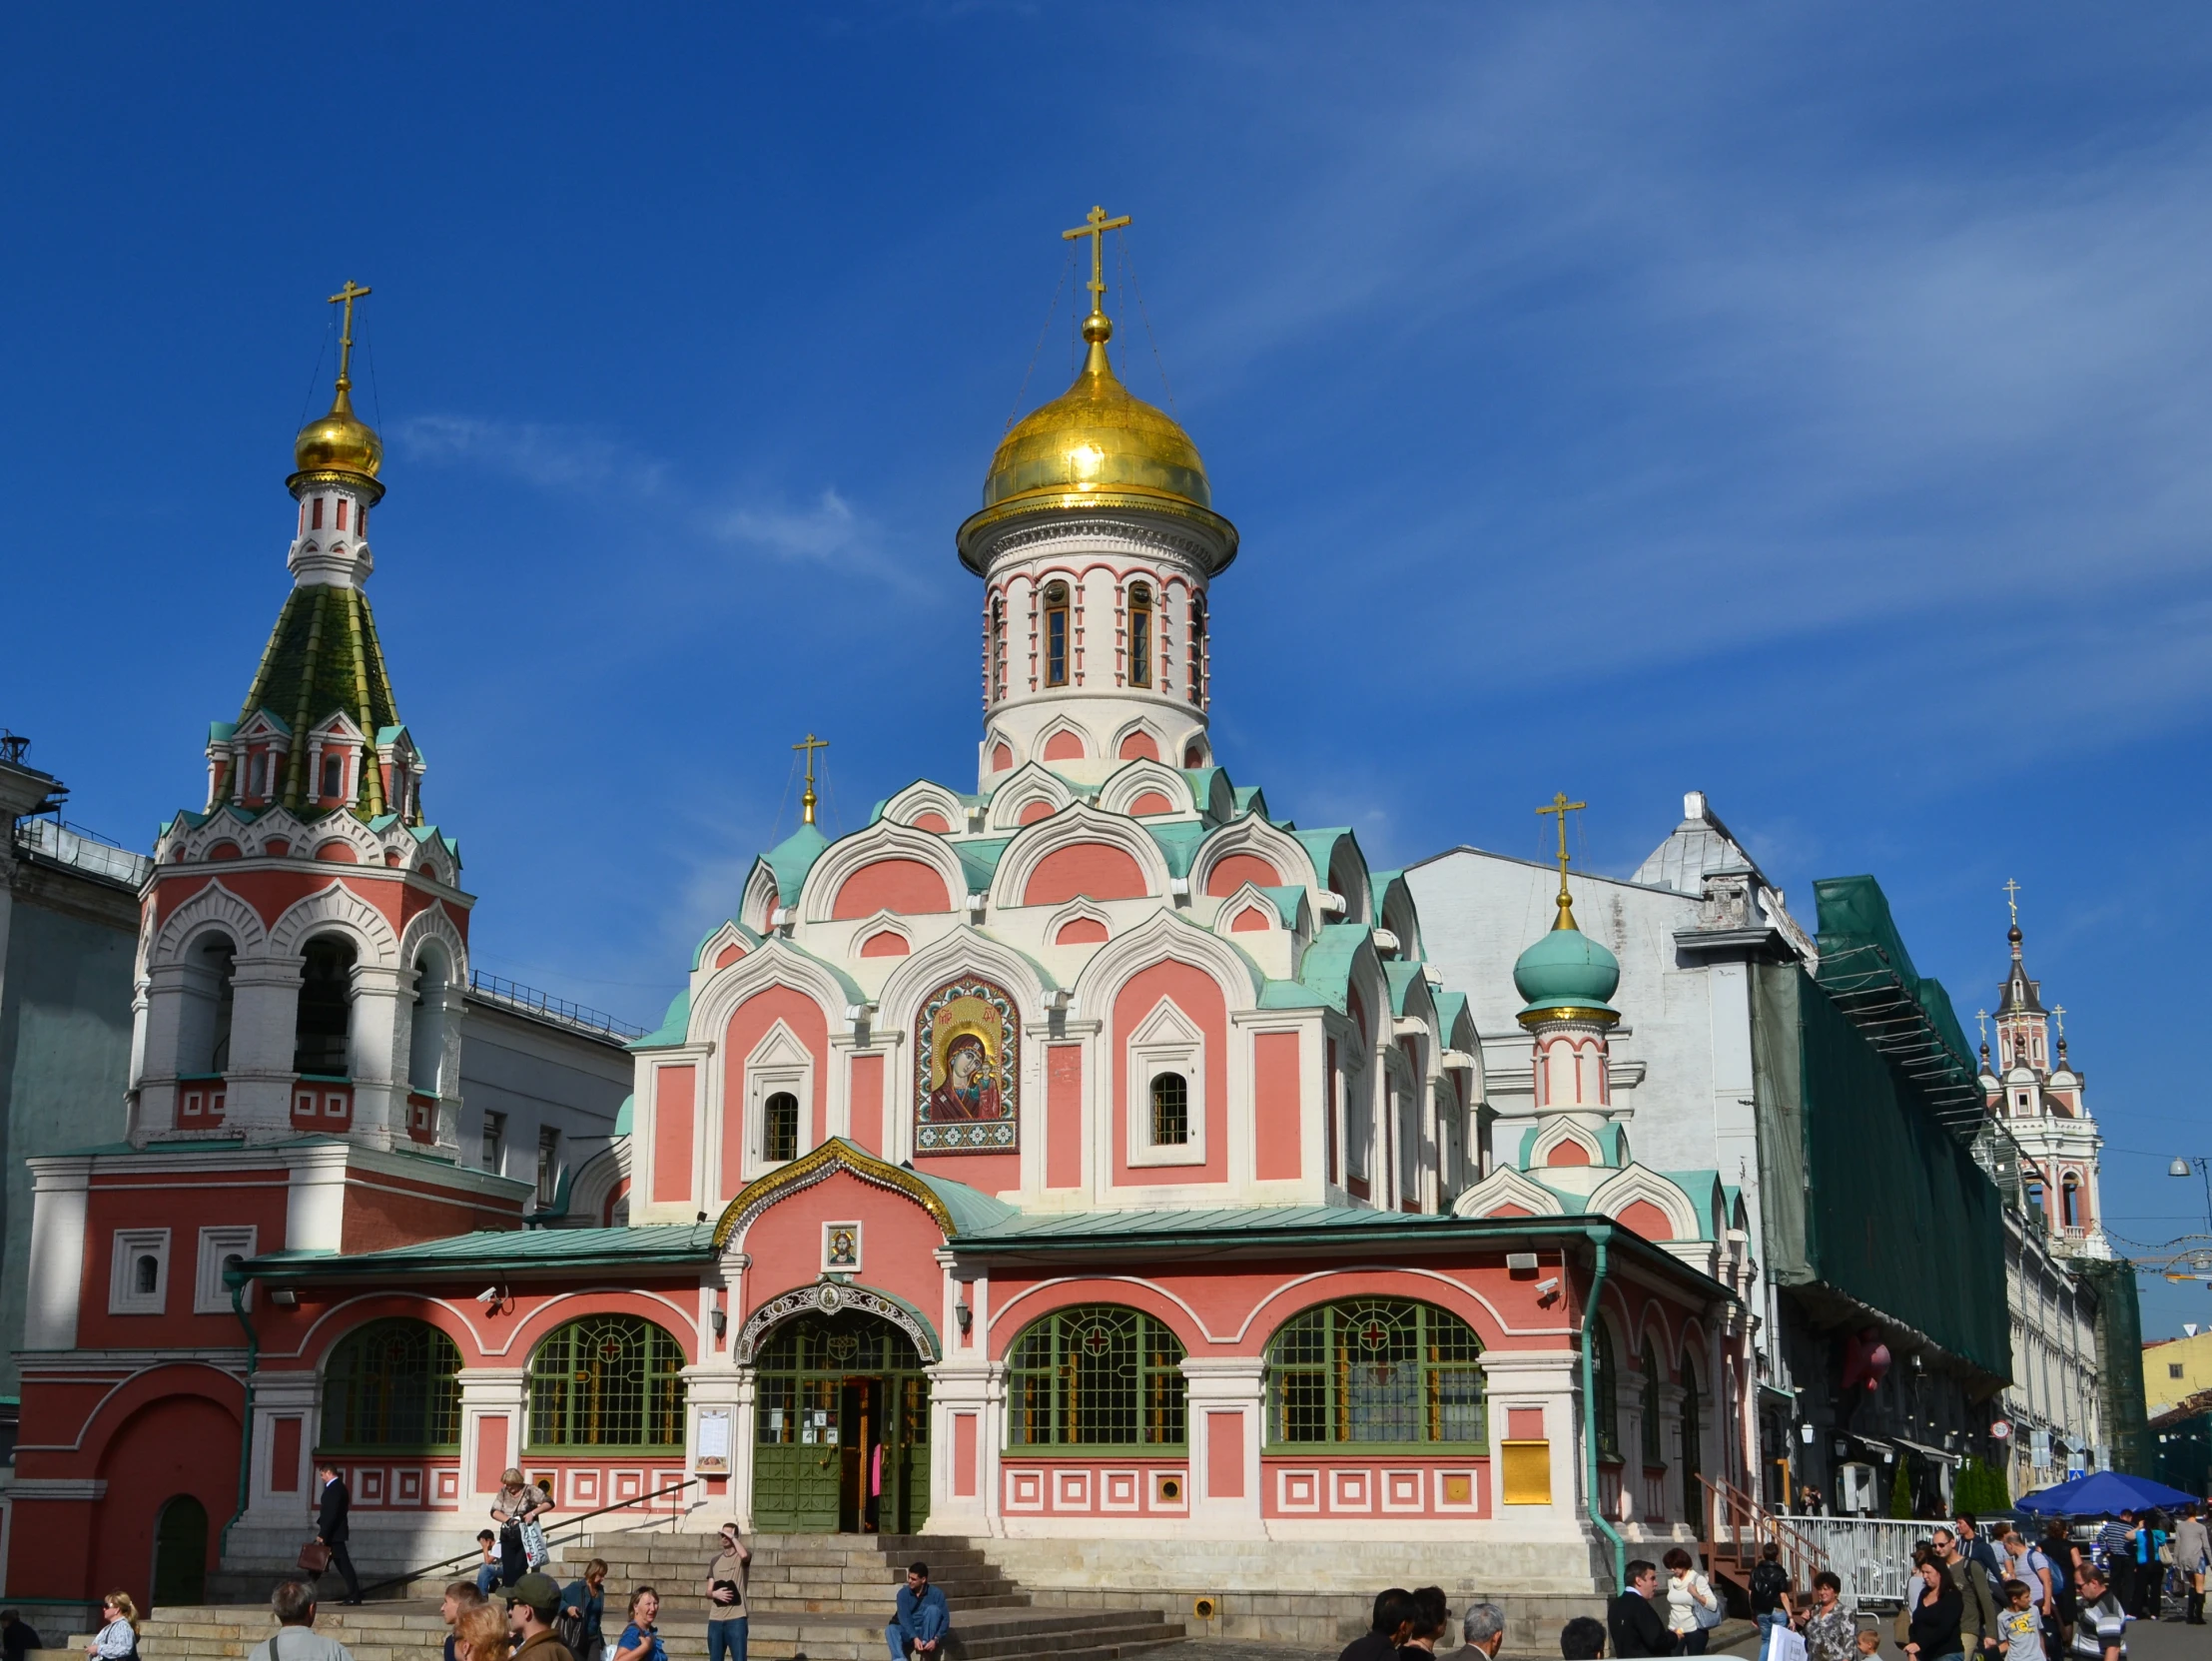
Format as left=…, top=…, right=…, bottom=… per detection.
left=475, top=1531, right=501, bottom=1596
left=2000, top=1580, right=2045, bottom=1661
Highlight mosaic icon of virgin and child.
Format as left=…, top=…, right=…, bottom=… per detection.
left=926, top=1032, right=1003, bottom=1122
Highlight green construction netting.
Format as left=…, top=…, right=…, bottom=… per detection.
left=2079, top=1257, right=2149, bottom=1475
left=1751, top=962, right=2010, bottom=1380
left=1809, top=877, right=1987, bottom=1133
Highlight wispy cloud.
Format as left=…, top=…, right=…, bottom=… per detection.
left=396, top=415, right=673, bottom=497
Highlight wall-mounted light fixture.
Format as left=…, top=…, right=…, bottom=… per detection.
left=269, top=1287, right=299, bottom=1308
left=710, top=1307, right=728, bottom=1338
left=956, top=1302, right=973, bottom=1335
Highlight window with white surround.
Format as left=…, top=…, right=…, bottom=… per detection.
left=110, top=1229, right=172, bottom=1314
left=1126, top=999, right=1205, bottom=1168
left=196, top=1226, right=258, bottom=1313
left=745, top=1023, right=814, bottom=1178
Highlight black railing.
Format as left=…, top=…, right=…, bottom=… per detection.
left=358, top=1476, right=700, bottom=1600
left=468, top=971, right=647, bottom=1042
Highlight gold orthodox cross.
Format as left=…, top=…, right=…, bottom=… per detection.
left=1535, top=791, right=1588, bottom=928
left=329, top=279, right=372, bottom=388
left=2052, top=1004, right=2066, bottom=1041
left=793, top=733, right=829, bottom=826
left=1976, top=1009, right=1989, bottom=1048
left=1063, top=205, right=1132, bottom=318
left=2003, top=877, right=2021, bottom=927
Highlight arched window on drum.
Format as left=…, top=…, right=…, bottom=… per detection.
left=322, top=1318, right=462, bottom=1450
left=1006, top=1304, right=1187, bottom=1449
left=527, top=1314, right=686, bottom=1450
left=1264, top=1298, right=1484, bottom=1448
left=1126, top=582, right=1153, bottom=688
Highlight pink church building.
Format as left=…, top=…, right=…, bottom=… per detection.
left=8, top=233, right=1759, bottom=1632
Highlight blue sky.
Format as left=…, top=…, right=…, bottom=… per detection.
left=7, top=6, right=2210, bottom=1338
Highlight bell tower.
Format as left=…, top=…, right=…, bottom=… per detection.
left=133, top=282, right=471, bottom=1155
left=958, top=207, right=1237, bottom=790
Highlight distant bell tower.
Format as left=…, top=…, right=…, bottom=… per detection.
left=1979, top=882, right=2107, bottom=1256
left=133, top=283, right=471, bottom=1154
left=959, top=206, right=1237, bottom=791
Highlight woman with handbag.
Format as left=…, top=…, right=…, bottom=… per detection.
left=490, top=1467, right=549, bottom=1590
left=1665, top=1547, right=1722, bottom=1655
left=81, top=1594, right=136, bottom=1661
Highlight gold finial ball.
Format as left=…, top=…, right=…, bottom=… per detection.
left=294, top=391, right=382, bottom=479
left=1082, top=311, right=1113, bottom=344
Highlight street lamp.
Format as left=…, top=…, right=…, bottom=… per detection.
left=2171, top=1156, right=2212, bottom=1237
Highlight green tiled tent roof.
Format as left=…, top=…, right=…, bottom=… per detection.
left=237, top=581, right=403, bottom=816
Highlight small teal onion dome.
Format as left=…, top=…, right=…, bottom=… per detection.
left=1513, top=920, right=1621, bottom=1028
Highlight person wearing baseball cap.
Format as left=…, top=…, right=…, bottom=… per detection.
left=505, top=1574, right=577, bottom=1661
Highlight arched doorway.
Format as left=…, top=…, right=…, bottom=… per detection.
left=151, top=1493, right=208, bottom=1606
left=752, top=1311, right=929, bottom=1534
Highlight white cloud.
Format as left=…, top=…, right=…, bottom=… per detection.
left=395, top=415, right=672, bottom=497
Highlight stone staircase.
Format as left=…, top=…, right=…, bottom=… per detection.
left=107, top=1532, right=1183, bottom=1661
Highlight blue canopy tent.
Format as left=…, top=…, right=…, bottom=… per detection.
left=2016, top=1470, right=2200, bottom=1516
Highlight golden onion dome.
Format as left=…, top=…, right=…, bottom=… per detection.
left=959, top=311, right=1235, bottom=572
left=291, top=384, right=383, bottom=487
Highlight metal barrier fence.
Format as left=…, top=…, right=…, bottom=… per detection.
left=1780, top=1516, right=1928, bottom=1609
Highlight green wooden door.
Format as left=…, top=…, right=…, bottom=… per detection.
left=753, top=1312, right=929, bottom=1533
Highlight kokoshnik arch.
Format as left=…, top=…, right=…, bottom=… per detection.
left=10, top=218, right=1756, bottom=1614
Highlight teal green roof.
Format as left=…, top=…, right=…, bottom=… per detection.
left=1139, top=818, right=1206, bottom=877
left=209, top=720, right=238, bottom=744
left=1280, top=922, right=1372, bottom=1016
left=1251, top=885, right=1305, bottom=927
left=1385, top=958, right=1432, bottom=1019
left=1513, top=922, right=1621, bottom=1019
left=242, top=1224, right=716, bottom=1280
left=765, top=823, right=832, bottom=901
left=233, top=579, right=403, bottom=816
left=1231, top=785, right=1270, bottom=820
left=955, top=838, right=1009, bottom=891
left=613, top=1094, right=634, bottom=1136
left=633, top=987, right=692, bottom=1050
left=1292, top=828, right=1363, bottom=896
left=903, top=1160, right=1021, bottom=1236
left=1433, top=991, right=1474, bottom=1050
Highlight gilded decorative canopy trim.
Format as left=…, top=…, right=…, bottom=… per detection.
left=711, top=1137, right=956, bottom=1250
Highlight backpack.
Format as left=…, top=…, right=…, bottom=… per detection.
left=1752, top=1560, right=1791, bottom=1611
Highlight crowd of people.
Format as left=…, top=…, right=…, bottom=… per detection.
left=1329, top=1502, right=2212, bottom=1661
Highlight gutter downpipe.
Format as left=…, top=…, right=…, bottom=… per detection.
left=1580, top=1227, right=1627, bottom=1595
left=222, top=1269, right=259, bottom=1557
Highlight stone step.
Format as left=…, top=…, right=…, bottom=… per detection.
left=122, top=1599, right=1181, bottom=1661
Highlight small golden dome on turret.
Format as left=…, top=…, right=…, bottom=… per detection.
left=294, top=384, right=382, bottom=480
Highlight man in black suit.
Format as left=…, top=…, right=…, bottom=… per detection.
left=314, top=1460, right=363, bottom=1605
left=1609, top=1560, right=1672, bottom=1658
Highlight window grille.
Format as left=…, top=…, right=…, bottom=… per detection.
left=1265, top=1298, right=1485, bottom=1447
left=754, top=1313, right=928, bottom=1445
left=1007, top=1304, right=1187, bottom=1448
left=1149, top=1072, right=1189, bottom=1147
left=528, top=1314, right=686, bottom=1450
left=323, top=1318, right=462, bottom=1449
left=1127, top=583, right=1152, bottom=687
left=764, top=1091, right=800, bottom=1163
left=1045, top=583, right=1070, bottom=686
left=1591, top=1320, right=1622, bottom=1460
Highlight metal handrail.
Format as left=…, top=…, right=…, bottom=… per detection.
left=359, top=1475, right=701, bottom=1599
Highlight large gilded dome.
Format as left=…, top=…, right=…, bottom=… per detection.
left=959, top=314, right=1235, bottom=571
left=292, top=385, right=382, bottom=483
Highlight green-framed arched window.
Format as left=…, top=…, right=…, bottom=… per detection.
left=1265, top=1298, right=1485, bottom=1448
left=1591, top=1319, right=1622, bottom=1462
left=527, top=1314, right=686, bottom=1451
left=1007, top=1304, right=1187, bottom=1449
left=1641, top=1338, right=1665, bottom=1467
left=322, top=1318, right=461, bottom=1450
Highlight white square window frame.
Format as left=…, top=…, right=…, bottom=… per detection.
left=1125, top=998, right=1206, bottom=1169
left=110, top=1228, right=172, bottom=1315
left=745, top=1022, right=815, bottom=1182
left=195, top=1225, right=258, bottom=1314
